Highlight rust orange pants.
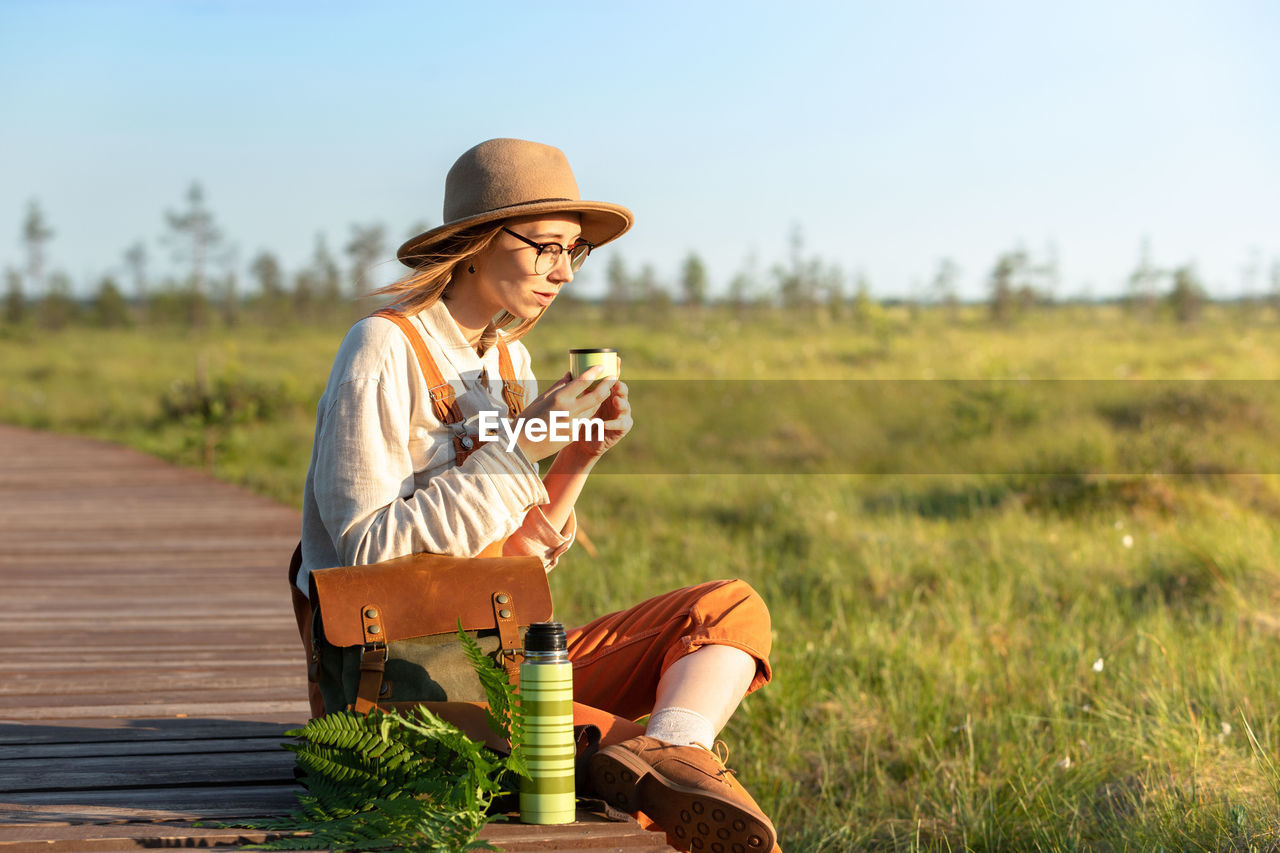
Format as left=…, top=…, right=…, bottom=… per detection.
left=563, top=578, right=773, bottom=746
left=564, top=579, right=777, bottom=851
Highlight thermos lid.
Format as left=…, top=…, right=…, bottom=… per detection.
left=525, top=621, right=567, bottom=652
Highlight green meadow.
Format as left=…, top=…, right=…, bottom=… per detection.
left=3, top=303, right=1280, bottom=851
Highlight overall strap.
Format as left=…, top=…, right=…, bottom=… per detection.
left=496, top=340, right=525, bottom=417
left=370, top=308, right=463, bottom=427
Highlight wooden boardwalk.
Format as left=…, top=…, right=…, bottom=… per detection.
left=0, top=425, right=670, bottom=852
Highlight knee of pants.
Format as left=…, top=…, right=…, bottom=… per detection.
left=673, top=578, right=774, bottom=690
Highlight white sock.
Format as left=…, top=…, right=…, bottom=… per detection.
left=645, top=707, right=717, bottom=750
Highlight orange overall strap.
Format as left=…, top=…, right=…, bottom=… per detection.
left=370, top=308, right=463, bottom=426
left=496, top=339, right=525, bottom=417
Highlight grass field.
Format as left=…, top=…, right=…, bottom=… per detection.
left=3, top=303, right=1280, bottom=851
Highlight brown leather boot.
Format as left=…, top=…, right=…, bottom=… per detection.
left=587, top=735, right=777, bottom=853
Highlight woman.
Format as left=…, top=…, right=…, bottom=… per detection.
left=297, top=138, right=778, bottom=852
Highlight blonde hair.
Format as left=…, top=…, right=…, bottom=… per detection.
left=373, top=221, right=548, bottom=349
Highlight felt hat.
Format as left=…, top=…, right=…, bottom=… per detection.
left=397, top=138, right=634, bottom=268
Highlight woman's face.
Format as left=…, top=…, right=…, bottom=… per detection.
left=468, top=213, right=583, bottom=319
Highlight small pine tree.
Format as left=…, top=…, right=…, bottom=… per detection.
left=92, top=276, right=132, bottom=327
left=989, top=252, right=1019, bottom=323
left=38, top=271, right=78, bottom=329
left=680, top=252, right=708, bottom=307
left=604, top=254, right=633, bottom=310
left=22, top=200, right=54, bottom=300
left=3, top=267, right=25, bottom=326
left=293, top=269, right=315, bottom=320
left=1126, top=238, right=1162, bottom=318
left=311, top=233, right=343, bottom=314
left=250, top=250, right=287, bottom=320
left=123, top=241, right=149, bottom=323
left=1166, top=264, right=1207, bottom=324
left=346, top=223, right=387, bottom=296
left=164, top=183, right=226, bottom=311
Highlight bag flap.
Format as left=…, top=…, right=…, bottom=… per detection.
left=311, top=552, right=551, bottom=648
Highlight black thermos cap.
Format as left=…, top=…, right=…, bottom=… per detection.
left=525, top=621, right=567, bottom=652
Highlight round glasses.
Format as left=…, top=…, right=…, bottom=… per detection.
left=502, top=227, right=594, bottom=275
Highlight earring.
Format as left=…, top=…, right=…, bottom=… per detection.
left=468, top=264, right=476, bottom=274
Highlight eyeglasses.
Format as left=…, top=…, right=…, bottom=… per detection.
left=502, top=227, right=594, bottom=275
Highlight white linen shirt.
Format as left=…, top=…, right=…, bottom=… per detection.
left=296, top=299, right=576, bottom=595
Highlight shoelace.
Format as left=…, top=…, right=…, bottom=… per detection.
left=710, top=740, right=736, bottom=776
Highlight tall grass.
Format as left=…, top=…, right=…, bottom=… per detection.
left=3, top=303, right=1279, bottom=851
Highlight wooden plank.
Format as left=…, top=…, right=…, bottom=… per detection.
left=0, top=718, right=298, bottom=745
left=0, top=736, right=289, bottom=761
left=0, top=685, right=310, bottom=708
left=0, top=784, right=301, bottom=824
left=0, top=823, right=286, bottom=850
left=0, top=700, right=310, bottom=720
left=0, top=749, right=297, bottom=792
left=0, top=669, right=304, bottom=696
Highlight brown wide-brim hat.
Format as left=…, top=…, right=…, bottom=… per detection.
left=397, top=138, right=634, bottom=268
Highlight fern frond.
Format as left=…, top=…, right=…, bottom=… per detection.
left=231, top=625, right=555, bottom=851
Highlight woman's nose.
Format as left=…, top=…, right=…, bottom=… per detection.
left=547, top=251, right=574, bottom=284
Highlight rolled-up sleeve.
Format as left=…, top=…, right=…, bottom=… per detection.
left=504, top=505, right=576, bottom=570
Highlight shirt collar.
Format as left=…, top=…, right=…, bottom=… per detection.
left=417, top=298, right=499, bottom=380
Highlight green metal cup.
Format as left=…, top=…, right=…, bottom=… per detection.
left=569, top=348, right=619, bottom=393
left=518, top=623, right=575, bottom=825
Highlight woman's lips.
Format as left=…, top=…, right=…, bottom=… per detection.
left=533, top=290, right=557, bottom=306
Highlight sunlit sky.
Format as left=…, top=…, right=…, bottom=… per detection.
left=1, top=0, right=1276, bottom=300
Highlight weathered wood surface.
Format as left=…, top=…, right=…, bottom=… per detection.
left=0, top=425, right=670, bottom=852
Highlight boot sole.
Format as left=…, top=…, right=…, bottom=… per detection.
left=587, top=745, right=776, bottom=853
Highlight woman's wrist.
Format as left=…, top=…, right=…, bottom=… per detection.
left=549, top=443, right=599, bottom=474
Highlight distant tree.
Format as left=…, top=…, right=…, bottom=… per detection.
left=1040, top=242, right=1061, bottom=303
left=293, top=269, right=314, bottom=320
left=91, top=276, right=131, bottom=327
left=824, top=264, right=847, bottom=318
left=774, top=225, right=819, bottom=308
left=123, top=241, right=149, bottom=322
left=1240, top=247, right=1263, bottom=299
left=39, top=271, right=78, bottom=329
left=726, top=252, right=759, bottom=313
left=22, top=200, right=54, bottom=299
left=346, top=223, right=387, bottom=296
left=311, top=233, right=343, bottom=308
left=851, top=271, right=874, bottom=324
left=988, top=248, right=1047, bottom=323
left=989, top=251, right=1022, bottom=323
left=216, top=270, right=241, bottom=326
left=636, top=263, right=671, bottom=315
left=1166, top=264, right=1206, bottom=324
left=164, top=183, right=225, bottom=307
left=604, top=254, right=633, bottom=309
left=3, top=267, right=25, bottom=325
left=250, top=250, right=286, bottom=320
left=1126, top=237, right=1163, bottom=317
left=930, top=258, right=961, bottom=318
left=679, top=252, right=708, bottom=307
left=1270, top=258, right=1280, bottom=316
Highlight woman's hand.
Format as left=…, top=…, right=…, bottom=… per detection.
left=509, top=365, right=625, bottom=464
left=566, top=371, right=631, bottom=460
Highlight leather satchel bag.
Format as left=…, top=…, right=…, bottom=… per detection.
left=307, top=550, right=552, bottom=718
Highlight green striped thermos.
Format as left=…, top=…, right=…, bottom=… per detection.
left=518, top=622, right=575, bottom=824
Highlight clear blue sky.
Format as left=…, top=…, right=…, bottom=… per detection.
left=1, top=0, right=1276, bottom=300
